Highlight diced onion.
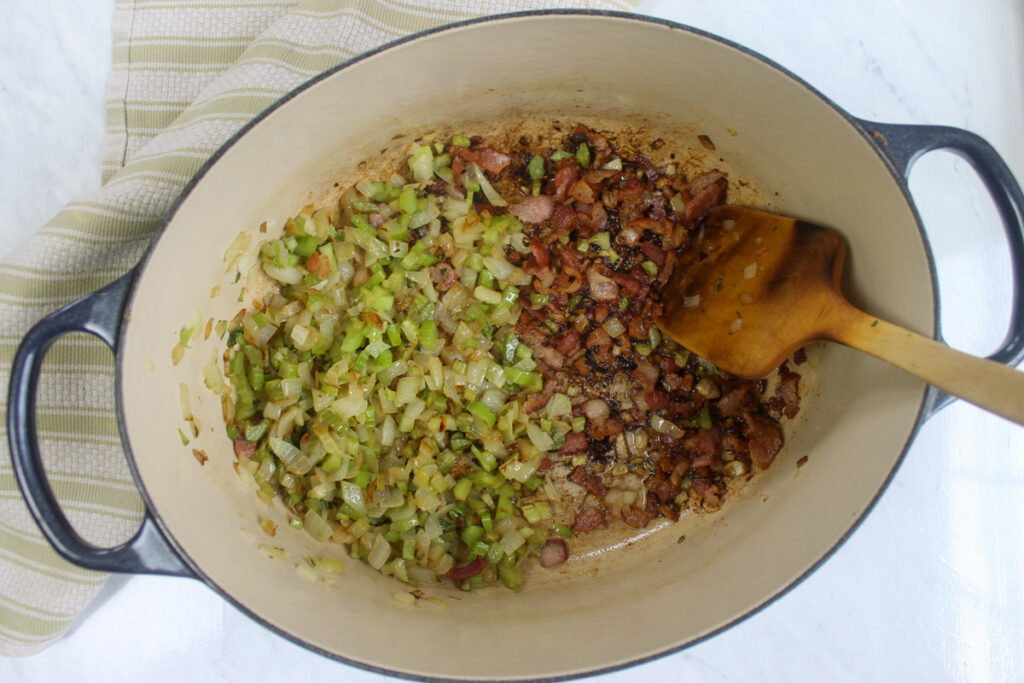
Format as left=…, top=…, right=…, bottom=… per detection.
left=499, top=456, right=539, bottom=483
left=481, top=256, right=516, bottom=280
left=304, top=509, right=333, bottom=542
left=583, top=398, right=610, bottom=423
left=368, top=534, right=392, bottom=570
left=258, top=544, right=287, bottom=561
left=480, top=388, right=507, bottom=414
left=178, top=383, right=192, bottom=421
left=468, top=162, right=507, bottom=207
left=603, top=318, right=626, bottom=338
left=296, top=562, right=319, bottom=582
left=202, top=351, right=224, bottom=393
left=408, top=145, right=434, bottom=183
left=332, top=392, right=367, bottom=420
left=268, top=436, right=313, bottom=474
left=313, top=556, right=344, bottom=574
left=253, top=322, right=278, bottom=347
left=399, top=399, right=426, bottom=432
left=466, top=358, right=488, bottom=386
left=526, top=422, right=554, bottom=452
left=395, top=376, right=422, bottom=407
left=695, top=377, right=720, bottom=399
left=625, top=429, right=649, bottom=456
left=380, top=415, right=397, bottom=447
left=379, top=361, right=408, bottom=387
left=308, top=481, right=336, bottom=501
left=545, top=393, right=572, bottom=420
left=223, top=232, right=252, bottom=273
left=474, top=286, right=502, bottom=305
left=683, top=295, right=701, bottom=308
left=498, top=529, right=526, bottom=555
left=263, top=263, right=303, bottom=285
left=670, top=194, right=686, bottom=214
left=424, top=514, right=443, bottom=540
left=280, top=377, right=303, bottom=397
left=341, top=481, right=367, bottom=516
left=650, top=414, right=685, bottom=439
left=393, top=591, right=416, bottom=606
left=615, top=433, right=629, bottom=460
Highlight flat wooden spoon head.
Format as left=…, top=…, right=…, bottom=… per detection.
left=658, top=205, right=1024, bottom=425
left=658, top=205, right=847, bottom=379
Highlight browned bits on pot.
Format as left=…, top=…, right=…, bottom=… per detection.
left=260, top=518, right=277, bottom=537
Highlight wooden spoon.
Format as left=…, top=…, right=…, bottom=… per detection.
left=657, top=205, right=1024, bottom=426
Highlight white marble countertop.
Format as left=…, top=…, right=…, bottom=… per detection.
left=2, top=1, right=1023, bottom=681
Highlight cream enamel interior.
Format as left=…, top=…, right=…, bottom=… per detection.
left=119, top=14, right=932, bottom=681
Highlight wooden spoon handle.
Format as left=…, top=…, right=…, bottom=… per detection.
left=829, top=306, right=1024, bottom=426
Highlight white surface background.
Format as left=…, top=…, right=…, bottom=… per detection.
left=3, top=0, right=1024, bottom=681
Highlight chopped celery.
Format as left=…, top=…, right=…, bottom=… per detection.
left=419, top=320, right=439, bottom=351
left=466, top=401, right=497, bottom=429
left=453, top=477, right=473, bottom=501
left=245, top=419, right=270, bottom=442
left=690, top=405, right=712, bottom=430
left=461, top=525, right=484, bottom=546
left=293, top=234, right=319, bottom=257
left=528, top=155, right=545, bottom=180
left=398, top=186, right=418, bottom=215
left=499, top=564, right=522, bottom=590
left=576, top=142, right=591, bottom=166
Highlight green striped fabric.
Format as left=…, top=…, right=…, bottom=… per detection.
left=0, top=0, right=638, bottom=655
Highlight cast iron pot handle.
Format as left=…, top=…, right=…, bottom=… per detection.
left=7, top=269, right=193, bottom=577
left=858, top=119, right=1024, bottom=417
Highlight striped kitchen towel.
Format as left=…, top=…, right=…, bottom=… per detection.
left=0, top=0, right=638, bottom=655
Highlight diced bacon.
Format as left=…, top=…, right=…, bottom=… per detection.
left=587, top=267, right=619, bottom=301
left=638, top=241, right=666, bottom=267
left=450, top=145, right=512, bottom=174
left=523, top=378, right=558, bottom=414
left=554, top=329, right=581, bottom=355
left=446, top=556, right=486, bottom=582
left=569, top=466, right=607, bottom=497
left=539, top=539, right=569, bottom=568
left=558, top=431, right=588, bottom=455
left=509, top=195, right=554, bottom=224
left=523, top=239, right=550, bottom=275
left=621, top=505, right=651, bottom=529
left=569, top=179, right=596, bottom=204
left=429, top=262, right=458, bottom=290
left=743, top=412, right=783, bottom=469
left=682, top=171, right=728, bottom=225
left=551, top=164, right=579, bottom=201
left=572, top=506, right=606, bottom=533
left=233, top=438, right=256, bottom=458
